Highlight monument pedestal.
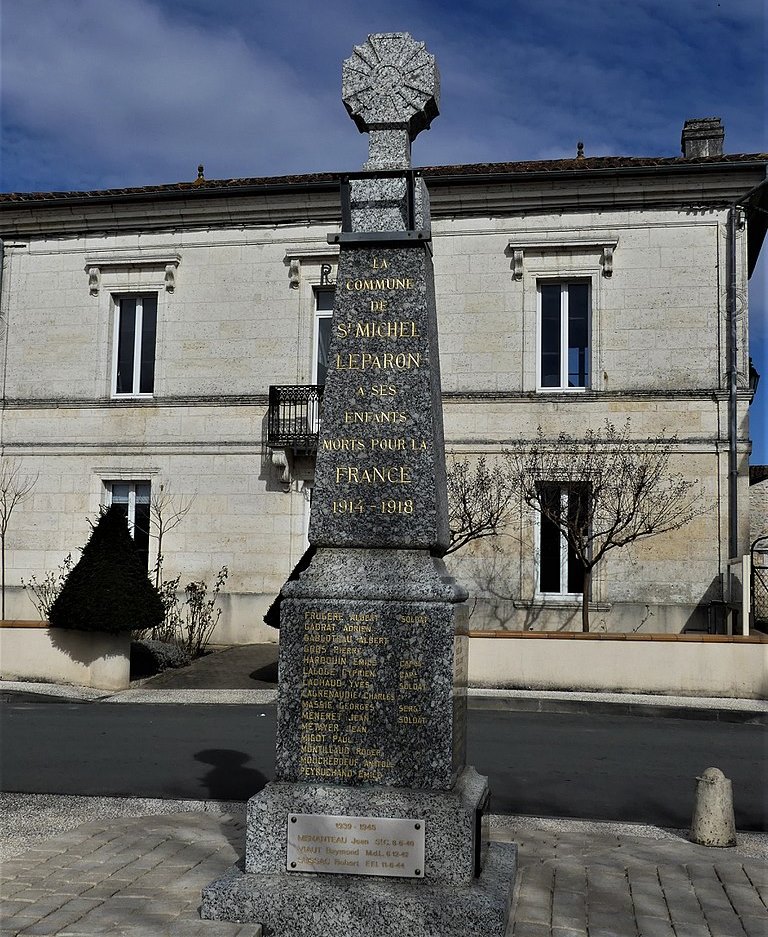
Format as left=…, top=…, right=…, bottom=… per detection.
left=202, top=844, right=516, bottom=937
left=201, top=549, right=517, bottom=934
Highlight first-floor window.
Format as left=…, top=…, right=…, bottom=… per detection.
left=538, top=281, right=590, bottom=389
left=107, top=481, right=151, bottom=567
left=313, top=288, right=334, bottom=385
left=537, top=483, right=587, bottom=596
left=113, top=294, right=157, bottom=395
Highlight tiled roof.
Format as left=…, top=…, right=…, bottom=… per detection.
left=1, top=153, right=766, bottom=204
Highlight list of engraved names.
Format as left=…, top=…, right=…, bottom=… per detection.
left=298, top=606, right=430, bottom=783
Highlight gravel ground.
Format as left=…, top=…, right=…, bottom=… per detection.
left=0, top=792, right=246, bottom=862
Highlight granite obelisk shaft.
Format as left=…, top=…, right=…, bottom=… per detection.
left=202, top=33, right=515, bottom=937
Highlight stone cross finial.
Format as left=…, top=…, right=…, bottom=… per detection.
left=342, top=32, right=440, bottom=170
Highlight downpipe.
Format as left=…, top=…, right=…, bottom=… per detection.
left=726, top=171, right=768, bottom=628
left=727, top=208, right=738, bottom=565
left=0, top=237, right=5, bottom=454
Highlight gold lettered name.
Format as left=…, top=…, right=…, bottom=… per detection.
left=335, top=321, right=419, bottom=338
left=334, top=352, right=421, bottom=371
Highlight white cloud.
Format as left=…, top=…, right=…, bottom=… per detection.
left=1, top=0, right=764, bottom=188
left=1, top=0, right=369, bottom=188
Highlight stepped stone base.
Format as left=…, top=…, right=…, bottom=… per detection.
left=245, top=767, right=488, bottom=884
left=201, top=841, right=516, bottom=937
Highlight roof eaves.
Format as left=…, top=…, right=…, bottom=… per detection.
left=2, top=154, right=766, bottom=208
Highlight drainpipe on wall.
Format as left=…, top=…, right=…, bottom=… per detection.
left=726, top=172, right=768, bottom=629
left=727, top=207, right=738, bottom=564
left=0, top=238, right=5, bottom=454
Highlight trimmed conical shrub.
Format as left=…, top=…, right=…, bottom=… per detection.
left=49, top=505, right=164, bottom=634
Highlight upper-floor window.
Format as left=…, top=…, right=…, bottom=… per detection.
left=113, top=294, right=157, bottom=396
left=106, top=480, right=151, bottom=567
left=537, top=483, right=587, bottom=596
left=313, top=288, right=334, bottom=385
left=538, top=281, right=590, bottom=390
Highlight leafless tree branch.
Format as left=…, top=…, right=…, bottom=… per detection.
left=445, top=455, right=513, bottom=555
left=0, top=458, right=38, bottom=618
left=505, top=419, right=704, bottom=631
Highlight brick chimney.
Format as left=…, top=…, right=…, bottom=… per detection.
left=681, top=118, right=724, bottom=158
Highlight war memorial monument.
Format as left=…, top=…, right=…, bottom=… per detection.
left=201, top=32, right=517, bottom=935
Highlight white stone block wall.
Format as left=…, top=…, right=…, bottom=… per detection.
left=0, top=200, right=754, bottom=639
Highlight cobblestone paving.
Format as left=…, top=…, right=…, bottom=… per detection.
left=497, top=824, right=768, bottom=937
left=1, top=812, right=766, bottom=936
left=0, top=814, right=261, bottom=937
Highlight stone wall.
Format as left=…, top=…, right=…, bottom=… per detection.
left=750, top=472, right=768, bottom=628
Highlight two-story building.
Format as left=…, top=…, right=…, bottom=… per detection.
left=1, top=117, right=766, bottom=642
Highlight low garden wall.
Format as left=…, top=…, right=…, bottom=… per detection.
left=0, top=621, right=130, bottom=691
left=467, top=632, right=768, bottom=699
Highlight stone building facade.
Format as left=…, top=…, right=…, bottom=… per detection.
left=1, top=120, right=766, bottom=640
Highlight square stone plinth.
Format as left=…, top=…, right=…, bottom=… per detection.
left=201, top=841, right=516, bottom=937
left=244, top=767, right=487, bottom=885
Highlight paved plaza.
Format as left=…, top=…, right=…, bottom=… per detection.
left=2, top=793, right=766, bottom=937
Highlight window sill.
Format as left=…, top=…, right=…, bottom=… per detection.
left=535, top=387, right=589, bottom=394
left=516, top=598, right=612, bottom=612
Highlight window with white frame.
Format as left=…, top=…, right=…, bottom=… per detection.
left=313, top=288, right=334, bottom=385
left=537, top=483, right=588, bottom=596
left=106, top=481, right=151, bottom=567
left=113, top=294, right=157, bottom=395
left=538, top=281, right=590, bottom=389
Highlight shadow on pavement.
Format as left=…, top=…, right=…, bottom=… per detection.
left=194, top=748, right=268, bottom=800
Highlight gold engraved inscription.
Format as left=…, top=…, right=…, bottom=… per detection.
left=334, top=352, right=421, bottom=371
left=335, top=465, right=411, bottom=485
left=344, top=276, right=413, bottom=291
left=343, top=411, right=407, bottom=424
left=322, top=438, right=366, bottom=451
left=335, top=321, right=419, bottom=339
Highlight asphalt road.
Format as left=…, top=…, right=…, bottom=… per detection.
left=1, top=700, right=765, bottom=830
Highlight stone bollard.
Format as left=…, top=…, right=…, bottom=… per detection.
left=690, top=767, right=736, bottom=847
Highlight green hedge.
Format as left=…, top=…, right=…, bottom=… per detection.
left=48, top=505, right=164, bottom=634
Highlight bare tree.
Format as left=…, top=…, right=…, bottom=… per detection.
left=505, top=419, right=704, bottom=632
left=0, top=458, right=38, bottom=618
left=445, top=455, right=513, bottom=555
left=148, top=483, right=195, bottom=587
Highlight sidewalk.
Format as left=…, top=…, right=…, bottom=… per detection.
left=1, top=794, right=766, bottom=937
left=2, top=642, right=767, bottom=720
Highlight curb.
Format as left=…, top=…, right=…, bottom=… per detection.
left=467, top=694, right=768, bottom=724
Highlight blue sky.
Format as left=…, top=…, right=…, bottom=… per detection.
left=2, top=0, right=766, bottom=457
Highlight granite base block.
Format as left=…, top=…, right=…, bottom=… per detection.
left=245, top=767, right=487, bottom=885
left=201, top=841, right=516, bottom=937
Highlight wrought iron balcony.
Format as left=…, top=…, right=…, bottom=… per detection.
left=267, top=384, right=324, bottom=454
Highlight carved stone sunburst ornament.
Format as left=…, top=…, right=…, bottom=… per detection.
left=342, top=32, right=440, bottom=141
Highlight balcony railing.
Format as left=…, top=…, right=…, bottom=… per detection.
left=267, top=385, right=324, bottom=453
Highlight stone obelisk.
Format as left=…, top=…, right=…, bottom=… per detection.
left=202, top=33, right=516, bottom=937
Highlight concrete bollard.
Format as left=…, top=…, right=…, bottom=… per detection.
left=690, top=767, right=736, bottom=847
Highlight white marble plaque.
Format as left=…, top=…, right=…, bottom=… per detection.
left=286, top=813, right=426, bottom=878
